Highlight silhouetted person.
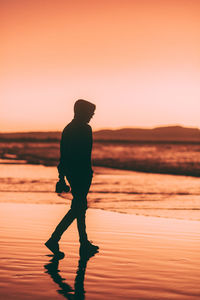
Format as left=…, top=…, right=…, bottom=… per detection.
left=45, top=99, right=99, bottom=256
left=44, top=248, right=98, bottom=300
left=44, top=256, right=74, bottom=299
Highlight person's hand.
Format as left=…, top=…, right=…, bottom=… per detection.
left=55, top=179, right=70, bottom=193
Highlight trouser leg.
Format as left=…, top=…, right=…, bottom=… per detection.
left=51, top=208, right=76, bottom=241
left=77, top=210, right=88, bottom=244
left=51, top=208, right=88, bottom=244
left=69, top=178, right=91, bottom=245
left=52, top=173, right=92, bottom=243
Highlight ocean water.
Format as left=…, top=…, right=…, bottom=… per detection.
left=93, top=142, right=200, bottom=176
left=0, top=161, right=200, bottom=221
left=1, top=141, right=200, bottom=176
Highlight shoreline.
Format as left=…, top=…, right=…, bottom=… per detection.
left=0, top=162, right=200, bottom=222
left=1, top=202, right=200, bottom=299
left=0, top=157, right=200, bottom=178
left=1, top=200, right=200, bottom=223
left=1, top=201, right=200, bottom=225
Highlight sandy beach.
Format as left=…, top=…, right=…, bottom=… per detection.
left=0, top=202, right=200, bottom=300
left=2, top=0, right=200, bottom=298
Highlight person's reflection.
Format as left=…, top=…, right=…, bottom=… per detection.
left=44, top=249, right=98, bottom=300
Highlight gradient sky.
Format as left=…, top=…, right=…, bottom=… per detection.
left=1, top=0, right=200, bottom=132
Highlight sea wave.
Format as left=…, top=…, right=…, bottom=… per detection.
left=0, top=163, right=200, bottom=221
left=0, top=141, right=200, bottom=177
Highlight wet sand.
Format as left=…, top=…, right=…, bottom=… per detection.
left=0, top=202, right=200, bottom=299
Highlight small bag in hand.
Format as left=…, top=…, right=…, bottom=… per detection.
left=55, top=179, right=70, bottom=193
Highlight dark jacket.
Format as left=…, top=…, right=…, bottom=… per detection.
left=58, top=119, right=93, bottom=179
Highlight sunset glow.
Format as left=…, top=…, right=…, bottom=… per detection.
left=1, top=0, right=200, bottom=131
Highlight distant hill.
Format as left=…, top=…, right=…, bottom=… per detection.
left=93, top=126, right=200, bottom=142
left=0, top=126, right=200, bottom=142
left=0, top=131, right=61, bottom=142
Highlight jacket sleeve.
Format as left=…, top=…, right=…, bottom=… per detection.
left=73, top=125, right=93, bottom=174
left=57, top=131, right=66, bottom=179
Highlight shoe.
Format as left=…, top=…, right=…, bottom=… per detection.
left=45, top=237, right=64, bottom=257
left=80, top=240, right=99, bottom=254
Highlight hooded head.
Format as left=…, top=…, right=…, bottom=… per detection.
left=74, top=99, right=96, bottom=123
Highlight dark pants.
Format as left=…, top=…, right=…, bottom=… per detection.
left=51, top=174, right=92, bottom=244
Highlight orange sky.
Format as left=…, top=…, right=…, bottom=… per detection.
left=1, top=0, right=200, bottom=132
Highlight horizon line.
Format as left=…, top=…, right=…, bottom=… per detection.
left=0, top=124, right=199, bottom=134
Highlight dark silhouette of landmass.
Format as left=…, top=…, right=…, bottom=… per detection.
left=0, top=125, right=200, bottom=142
left=0, top=131, right=61, bottom=142
left=94, top=126, right=200, bottom=142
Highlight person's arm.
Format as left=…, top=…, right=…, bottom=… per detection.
left=57, top=131, right=65, bottom=181
left=77, top=124, right=93, bottom=175
left=55, top=130, right=70, bottom=193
